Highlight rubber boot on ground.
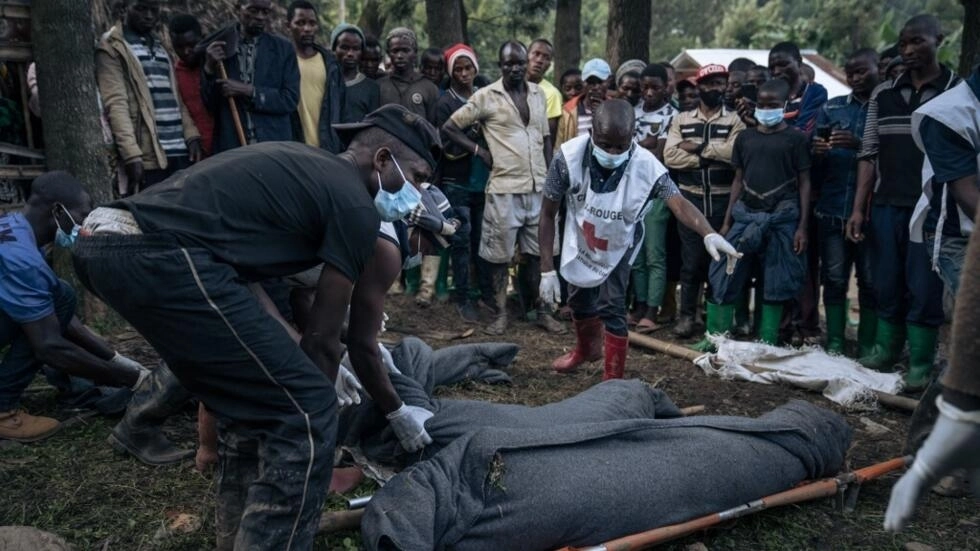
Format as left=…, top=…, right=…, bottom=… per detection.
left=690, top=302, right=735, bottom=352
left=857, top=307, right=878, bottom=358
left=0, top=409, right=60, bottom=442
left=758, top=303, right=783, bottom=345
left=435, top=249, right=451, bottom=302
left=904, top=324, right=939, bottom=391
left=859, top=318, right=906, bottom=371
left=404, top=265, right=421, bottom=295
left=733, top=290, right=753, bottom=337
left=483, top=266, right=509, bottom=336
left=109, top=362, right=195, bottom=465
left=553, top=317, right=604, bottom=373
left=824, top=302, right=847, bottom=355
left=415, top=255, right=440, bottom=307
left=673, top=282, right=701, bottom=338
left=602, top=331, right=629, bottom=380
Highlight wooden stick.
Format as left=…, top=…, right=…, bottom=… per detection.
left=628, top=332, right=919, bottom=412
left=217, top=61, right=248, bottom=147
left=317, top=509, right=364, bottom=534
left=679, top=405, right=705, bottom=416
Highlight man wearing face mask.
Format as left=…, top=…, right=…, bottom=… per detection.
left=538, top=100, right=740, bottom=380
left=71, top=105, right=440, bottom=550
left=0, top=172, right=148, bottom=442
left=664, top=64, right=746, bottom=340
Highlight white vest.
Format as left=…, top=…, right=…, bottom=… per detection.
left=559, top=134, right=668, bottom=288
left=909, top=79, right=979, bottom=270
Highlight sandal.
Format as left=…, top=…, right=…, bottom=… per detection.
left=635, top=318, right=662, bottom=334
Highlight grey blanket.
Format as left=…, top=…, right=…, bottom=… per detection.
left=340, top=337, right=681, bottom=466
left=362, top=400, right=852, bottom=551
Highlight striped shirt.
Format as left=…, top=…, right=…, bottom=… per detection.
left=858, top=66, right=959, bottom=207
left=125, top=32, right=186, bottom=156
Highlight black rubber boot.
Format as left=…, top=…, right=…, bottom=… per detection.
left=109, top=362, right=195, bottom=465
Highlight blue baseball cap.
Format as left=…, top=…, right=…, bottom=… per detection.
left=582, top=58, right=612, bottom=82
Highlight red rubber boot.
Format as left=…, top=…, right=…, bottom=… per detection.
left=602, top=331, right=629, bottom=380
left=552, top=317, right=604, bottom=373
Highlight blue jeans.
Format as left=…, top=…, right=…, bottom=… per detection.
left=817, top=215, right=875, bottom=309
left=869, top=205, right=945, bottom=327
left=923, top=232, right=968, bottom=296
left=0, top=279, right=76, bottom=410
left=443, top=185, right=491, bottom=303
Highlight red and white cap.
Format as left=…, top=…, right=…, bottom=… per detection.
left=696, top=64, right=729, bottom=82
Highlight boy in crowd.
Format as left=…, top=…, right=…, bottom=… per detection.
left=560, top=68, right=584, bottom=103
left=421, top=47, right=446, bottom=89
left=676, top=78, right=699, bottom=112
left=707, top=79, right=811, bottom=346
left=332, top=23, right=381, bottom=123
left=630, top=63, right=678, bottom=332
left=725, top=57, right=754, bottom=110
left=361, top=35, right=384, bottom=79
left=378, top=27, right=439, bottom=124
left=169, top=13, right=214, bottom=157
left=811, top=48, right=879, bottom=356
left=556, top=58, right=611, bottom=146
left=527, top=39, right=564, bottom=137
left=746, top=65, right=769, bottom=89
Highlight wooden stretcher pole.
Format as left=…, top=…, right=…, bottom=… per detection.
left=556, top=456, right=911, bottom=551
left=627, top=332, right=919, bottom=412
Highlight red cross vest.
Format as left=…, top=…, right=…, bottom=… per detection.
left=559, top=134, right=667, bottom=288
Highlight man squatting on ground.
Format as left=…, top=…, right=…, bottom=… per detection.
left=537, top=100, right=740, bottom=380
left=71, top=105, right=440, bottom=550
left=0, top=173, right=148, bottom=441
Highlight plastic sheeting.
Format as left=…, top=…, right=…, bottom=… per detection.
left=695, top=336, right=904, bottom=410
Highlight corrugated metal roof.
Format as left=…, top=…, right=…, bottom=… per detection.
left=670, top=48, right=852, bottom=99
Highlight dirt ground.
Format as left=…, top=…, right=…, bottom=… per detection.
left=1, top=292, right=978, bottom=551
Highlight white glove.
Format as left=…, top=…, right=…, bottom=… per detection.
left=884, top=397, right=980, bottom=532
left=539, top=270, right=561, bottom=309
left=336, top=353, right=365, bottom=407
left=703, top=233, right=742, bottom=274
left=440, top=220, right=458, bottom=236
left=378, top=343, right=400, bottom=375
left=111, top=352, right=150, bottom=390
left=386, top=403, right=434, bottom=452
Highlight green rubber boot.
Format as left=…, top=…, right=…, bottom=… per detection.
left=859, top=318, right=906, bottom=371
left=857, top=307, right=878, bottom=358
left=404, top=265, right=421, bottom=295
left=824, top=302, right=847, bottom=355
left=690, top=302, right=735, bottom=353
left=759, top=303, right=783, bottom=345
left=435, top=249, right=451, bottom=301
left=904, top=324, right=938, bottom=391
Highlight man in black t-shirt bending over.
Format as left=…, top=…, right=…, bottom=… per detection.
left=72, top=105, right=440, bottom=551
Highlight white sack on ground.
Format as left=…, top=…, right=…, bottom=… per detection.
left=694, top=336, right=904, bottom=410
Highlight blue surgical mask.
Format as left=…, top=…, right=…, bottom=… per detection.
left=53, top=204, right=80, bottom=248
left=755, top=107, right=785, bottom=127
left=591, top=140, right=630, bottom=169
left=374, top=155, right=422, bottom=222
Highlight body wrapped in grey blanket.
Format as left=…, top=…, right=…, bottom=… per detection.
left=361, top=400, right=852, bottom=551
left=339, top=337, right=683, bottom=466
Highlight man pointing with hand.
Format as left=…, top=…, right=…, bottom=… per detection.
left=538, top=99, right=740, bottom=380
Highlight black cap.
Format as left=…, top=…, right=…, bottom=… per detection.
left=333, top=105, right=442, bottom=171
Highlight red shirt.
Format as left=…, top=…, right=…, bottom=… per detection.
left=175, top=60, right=214, bottom=156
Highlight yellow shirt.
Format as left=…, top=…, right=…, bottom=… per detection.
left=537, top=78, right=563, bottom=120
left=297, top=52, right=326, bottom=148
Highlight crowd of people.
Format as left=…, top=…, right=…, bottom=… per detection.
left=1, top=0, right=979, bottom=548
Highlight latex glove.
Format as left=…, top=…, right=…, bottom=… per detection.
left=539, top=270, right=561, bottom=309
left=110, top=351, right=146, bottom=372
left=378, top=343, right=400, bottom=375
left=386, top=403, right=434, bottom=452
left=336, top=353, right=365, bottom=407
left=703, top=233, right=742, bottom=274
left=884, top=397, right=980, bottom=532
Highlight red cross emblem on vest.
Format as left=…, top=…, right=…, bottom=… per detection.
left=583, top=221, right=608, bottom=252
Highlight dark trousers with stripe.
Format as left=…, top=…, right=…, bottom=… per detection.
left=73, top=235, right=335, bottom=550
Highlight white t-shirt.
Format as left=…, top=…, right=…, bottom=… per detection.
left=634, top=103, right=678, bottom=141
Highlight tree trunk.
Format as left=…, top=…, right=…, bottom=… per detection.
left=33, top=0, right=120, bottom=327
left=554, top=0, right=582, bottom=78
left=358, top=0, right=386, bottom=41
left=960, top=0, right=980, bottom=76
left=425, top=0, right=466, bottom=49
left=606, top=0, right=651, bottom=70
